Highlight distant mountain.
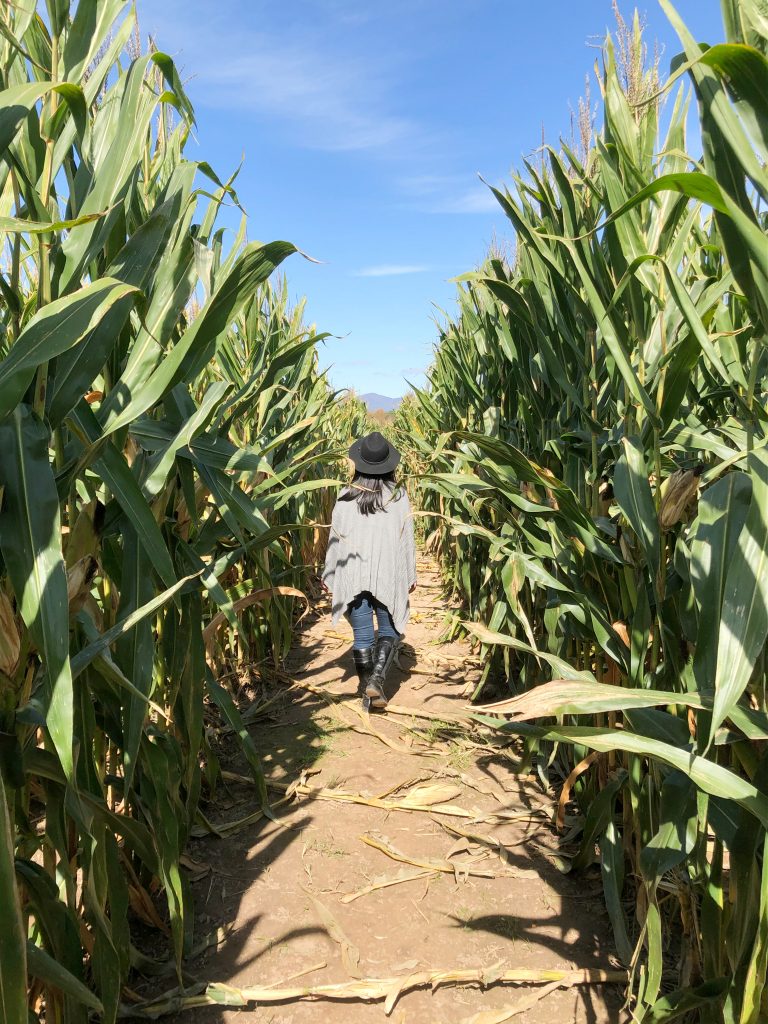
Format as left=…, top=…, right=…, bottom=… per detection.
left=360, top=392, right=401, bottom=412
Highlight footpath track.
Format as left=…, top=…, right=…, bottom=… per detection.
left=152, top=556, right=626, bottom=1024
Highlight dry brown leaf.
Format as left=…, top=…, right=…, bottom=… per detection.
left=360, top=831, right=508, bottom=880
left=459, top=772, right=505, bottom=802
left=391, top=959, right=420, bottom=972
left=445, top=837, right=474, bottom=859
left=457, top=980, right=563, bottom=1023
left=270, top=778, right=472, bottom=819
left=375, top=774, right=430, bottom=800
left=66, top=555, right=97, bottom=611
left=341, top=869, right=438, bottom=904
left=557, top=751, right=598, bottom=830
left=179, top=854, right=211, bottom=881
left=128, top=883, right=169, bottom=934
left=0, top=591, right=20, bottom=675
left=176, top=965, right=628, bottom=1016
left=204, top=588, right=307, bottom=654
left=306, top=891, right=361, bottom=979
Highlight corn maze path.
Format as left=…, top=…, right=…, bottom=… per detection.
left=157, top=556, right=626, bottom=1024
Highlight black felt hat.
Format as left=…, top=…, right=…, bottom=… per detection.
left=348, top=431, right=401, bottom=475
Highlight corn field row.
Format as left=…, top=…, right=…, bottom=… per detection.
left=0, top=3, right=370, bottom=1021
left=396, top=2, right=768, bottom=1021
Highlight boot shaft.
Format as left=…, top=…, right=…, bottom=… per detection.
left=353, top=646, right=374, bottom=696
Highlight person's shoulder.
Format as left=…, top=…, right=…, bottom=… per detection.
left=332, top=492, right=355, bottom=518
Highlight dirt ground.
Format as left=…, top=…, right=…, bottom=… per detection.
left=137, top=556, right=627, bottom=1023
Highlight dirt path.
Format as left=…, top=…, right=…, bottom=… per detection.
left=154, top=556, right=626, bottom=1023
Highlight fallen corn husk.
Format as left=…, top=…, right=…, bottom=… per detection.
left=270, top=778, right=472, bottom=818
left=120, top=965, right=627, bottom=1018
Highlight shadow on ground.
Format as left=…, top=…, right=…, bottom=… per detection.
left=125, top=574, right=626, bottom=1024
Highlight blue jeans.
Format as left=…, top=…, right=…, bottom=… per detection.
left=346, top=592, right=399, bottom=650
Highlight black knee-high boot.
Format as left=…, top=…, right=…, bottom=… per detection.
left=365, top=637, right=397, bottom=708
left=352, top=647, right=374, bottom=697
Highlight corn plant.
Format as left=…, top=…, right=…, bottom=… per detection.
left=0, top=2, right=351, bottom=1019
left=398, top=2, right=768, bottom=1020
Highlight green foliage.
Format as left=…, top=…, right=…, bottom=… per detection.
left=0, top=2, right=355, bottom=1016
left=397, top=2, right=768, bottom=1019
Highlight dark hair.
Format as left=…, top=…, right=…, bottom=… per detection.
left=339, top=472, right=399, bottom=516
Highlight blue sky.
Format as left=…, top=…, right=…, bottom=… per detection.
left=136, top=0, right=724, bottom=399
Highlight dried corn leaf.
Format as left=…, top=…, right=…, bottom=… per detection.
left=270, top=778, right=472, bottom=819
left=375, top=774, right=430, bottom=800
left=0, top=590, right=20, bottom=675
left=459, top=772, right=505, bottom=802
left=179, top=854, right=211, bottom=881
left=128, top=883, right=169, bottom=933
left=341, top=869, right=437, bottom=904
left=306, top=892, right=361, bottom=978
left=132, top=965, right=626, bottom=1017
left=557, top=752, right=598, bottom=830
left=66, top=555, right=97, bottom=610
left=359, top=831, right=508, bottom=879
left=437, top=820, right=526, bottom=870
left=457, top=980, right=563, bottom=1023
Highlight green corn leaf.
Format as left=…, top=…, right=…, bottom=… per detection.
left=49, top=205, right=177, bottom=427
left=0, top=82, right=54, bottom=152
left=476, top=716, right=768, bottom=829
left=0, top=777, right=27, bottom=1024
left=464, top=623, right=596, bottom=681
left=642, top=901, right=664, bottom=1009
left=205, top=668, right=268, bottom=808
left=600, top=816, right=634, bottom=965
left=101, top=240, right=298, bottom=436
left=614, top=437, right=661, bottom=585
left=0, top=279, right=138, bottom=420
left=26, top=942, right=104, bottom=1014
left=0, top=209, right=113, bottom=234
left=68, top=401, right=178, bottom=590
left=0, top=406, right=74, bottom=777
left=572, top=771, right=626, bottom=871
left=115, top=523, right=155, bottom=794
left=689, top=473, right=751, bottom=724
left=70, top=571, right=201, bottom=679
left=740, top=834, right=768, bottom=1024
left=709, top=450, right=768, bottom=749
left=62, top=0, right=128, bottom=82
left=640, top=772, right=698, bottom=885
left=142, top=382, right=231, bottom=499
left=594, top=171, right=730, bottom=229
left=643, top=979, right=729, bottom=1023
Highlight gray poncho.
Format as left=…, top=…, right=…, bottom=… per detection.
left=322, top=485, right=417, bottom=634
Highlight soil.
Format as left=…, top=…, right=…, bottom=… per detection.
left=130, top=555, right=627, bottom=1024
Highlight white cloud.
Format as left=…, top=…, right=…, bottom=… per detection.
left=139, top=1, right=419, bottom=153
left=396, top=173, right=501, bottom=215
left=353, top=264, right=431, bottom=277
left=435, top=187, right=500, bottom=214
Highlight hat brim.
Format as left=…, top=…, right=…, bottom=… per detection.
left=348, top=438, right=401, bottom=476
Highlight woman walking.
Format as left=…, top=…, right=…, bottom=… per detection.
left=322, top=431, right=417, bottom=709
